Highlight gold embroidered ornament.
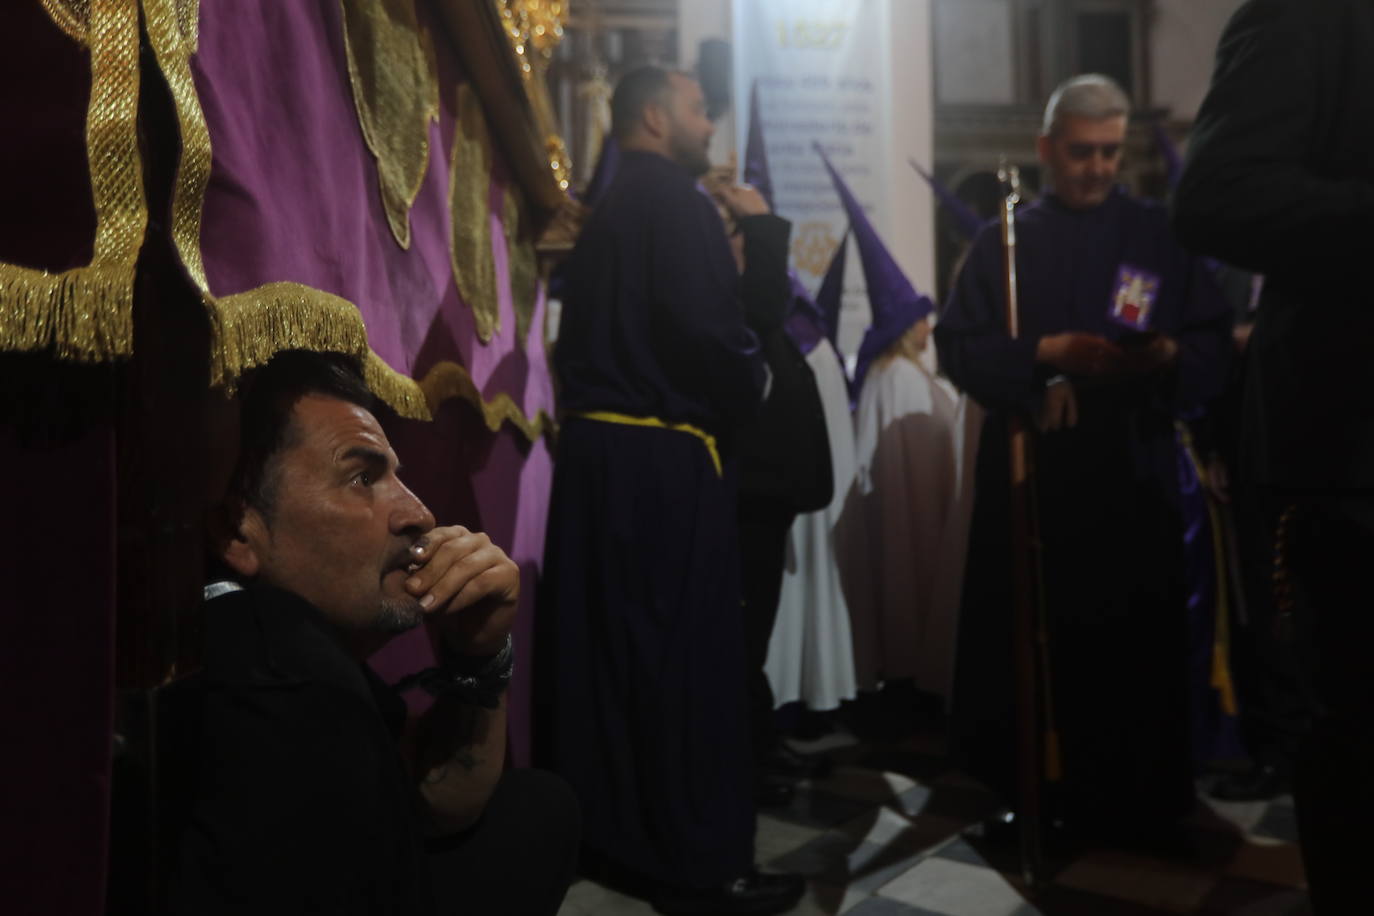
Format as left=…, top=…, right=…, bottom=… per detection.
left=341, top=0, right=441, bottom=250
left=450, top=83, right=501, bottom=343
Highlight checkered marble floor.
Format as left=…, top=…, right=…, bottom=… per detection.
left=557, top=734, right=1309, bottom=916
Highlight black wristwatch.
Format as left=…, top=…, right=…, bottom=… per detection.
left=396, top=635, right=514, bottom=709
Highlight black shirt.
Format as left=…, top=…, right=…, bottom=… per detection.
left=169, top=586, right=433, bottom=915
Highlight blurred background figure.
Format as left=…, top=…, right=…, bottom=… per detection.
left=1173, top=1, right=1374, bottom=908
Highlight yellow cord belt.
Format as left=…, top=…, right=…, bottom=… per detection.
left=565, top=410, right=722, bottom=477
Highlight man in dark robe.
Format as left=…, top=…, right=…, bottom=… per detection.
left=1172, top=1, right=1374, bottom=906
left=936, top=75, right=1232, bottom=843
left=541, top=66, right=804, bottom=914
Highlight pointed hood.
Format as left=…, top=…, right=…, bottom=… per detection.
left=814, top=143, right=933, bottom=395
left=784, top=270, right=825, bottom=355
left=580, top=136, right=620, bottom=209
left=788, top=269, right=823, bottom=323
left=909, top=158, right=985, bottom=242
left=813, top=230, right=847, bottom=353
left=743, top=81, right=775, bottom=210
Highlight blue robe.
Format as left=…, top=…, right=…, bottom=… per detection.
left=542, top=150, right=777, bottom=888
left=935, top=187, right=1232, bottom=830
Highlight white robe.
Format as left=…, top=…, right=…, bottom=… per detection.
left=839, top=353, right=981, bottom=702
left=763, top=339, right=860, bottom=711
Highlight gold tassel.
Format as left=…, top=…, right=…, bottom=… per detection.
left=365, top=351, right=430, bottom=421
left=209, top=282, right=370, bottom=387
left=1177, top=422, right=1242, bottom=718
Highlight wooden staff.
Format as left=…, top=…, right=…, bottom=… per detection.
left=998, top=160, right=1047, bottom=887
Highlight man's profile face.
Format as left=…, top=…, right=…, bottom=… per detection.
left=1038, top=113, right=1126, bottom=210
left=663, top=72, right=714, bottom=177
left=241, top=394, right=436, bottom=633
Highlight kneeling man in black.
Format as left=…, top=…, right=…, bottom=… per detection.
left=170, top=351, right=579, bottom=915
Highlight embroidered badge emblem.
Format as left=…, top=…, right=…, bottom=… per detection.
left=1109, top=265, right=1160, bottom=331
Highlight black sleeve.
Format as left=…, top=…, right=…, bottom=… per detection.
left=1169, top=253, right=1235, bottom=416
left=649, top=189, right=767, bottom=424
left=736, top=214, right=793, bottom=334
left=1172, top=0, right=1374, bottom=276
left=933, top=227, right=1044, bottom=414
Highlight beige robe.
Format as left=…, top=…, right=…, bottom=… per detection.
left=839, top=353, right=981, bottom=701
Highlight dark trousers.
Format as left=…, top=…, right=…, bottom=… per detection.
left=426, top=769, right=581, bottom=915
left=738, top=496, right=795, bottom=769
left=1287, top=498, right=1374, bottom=913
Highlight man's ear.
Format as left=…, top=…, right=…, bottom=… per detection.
left=642, top=100, right=669, bottom=140
left=209, top=500, right=266, bottom=579
left=1036, top=133, right=1052, bottom=165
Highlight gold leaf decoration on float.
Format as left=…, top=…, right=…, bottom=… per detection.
left=449, top=83, right=500, bottom=343
left=341, top=0, right=440, bottom=249
left=503, top=182, right=539, bottom=345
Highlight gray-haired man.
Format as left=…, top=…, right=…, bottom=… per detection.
left=936, top=74, right=1233, bottom=847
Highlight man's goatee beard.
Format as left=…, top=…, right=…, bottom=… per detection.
left=376, top=597, right=424, bottom=633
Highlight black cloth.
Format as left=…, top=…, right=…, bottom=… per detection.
left=425, top=769, right=581, bottom=916
left=171, top=586, right=432, bottom=915
left=1227, top=483, right=1309, bottom=765
left=937, top=190, right=1232, bottom=832
left=1287, top=499, right=1374, bottom=912
left=737, top=273, right=834, bottom=770
left=737, top=323, right=832, bottom=514
left=1205, top=272, right=1308, bottom=767
left=738, top=497, right=795, bottom=766
left=169, top=586, right=577, bottom=915
left=1172, top=0, right=1374, bottom=489
left=543, top=150, right=778, bottom=888
left=1173, top=4, right=1374, bottom=906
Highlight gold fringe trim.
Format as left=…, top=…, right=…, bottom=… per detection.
left=365, top=351, right=430, bottom=420
left=210, top=281, right=370, bottom=384
left=0, top=264, right=133, bottom=360
left=417, top=360, right=555, bottom=440
left=0, top=0, right=145, bottom=362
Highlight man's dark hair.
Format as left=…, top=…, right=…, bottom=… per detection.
left=226, top=350, right=374, bottom=520
left=611, top=65, right=673, bottom=140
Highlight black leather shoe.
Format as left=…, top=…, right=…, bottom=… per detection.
left=652, top=870, right=806, bottom=915
left=1210, top=761, right=1291, bottom=801
left=764, top=743, right=834, bottom=781
left=754, top=776, right=796, bottom=808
